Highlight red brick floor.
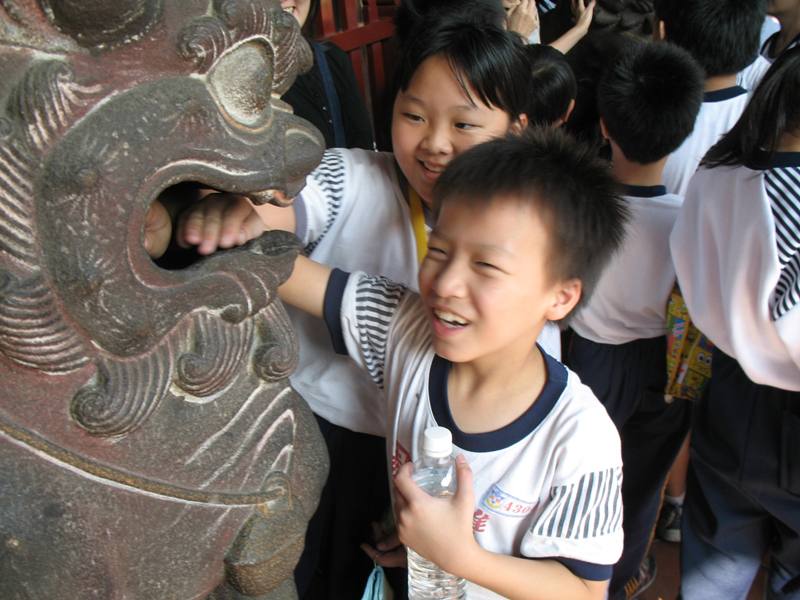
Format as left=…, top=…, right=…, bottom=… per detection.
left=640, top=539, right=766, bottom=600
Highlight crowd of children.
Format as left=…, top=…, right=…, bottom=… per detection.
left=143, top=0, right=800, bottom=598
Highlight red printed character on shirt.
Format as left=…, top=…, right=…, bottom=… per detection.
left=391, top=442, right=412, bottom=477
left=473, top=508, right=491, bottom=533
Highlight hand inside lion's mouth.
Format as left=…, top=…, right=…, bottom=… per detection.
left=145, top=183, right=297, bottom=266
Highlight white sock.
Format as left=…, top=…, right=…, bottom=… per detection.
left=664, top=493, right=685, bottom=506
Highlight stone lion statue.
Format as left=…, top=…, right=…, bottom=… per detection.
left=0, top=1, right=328, bottom=597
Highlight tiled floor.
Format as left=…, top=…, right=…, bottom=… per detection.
left=640, top=539, right=766, bottom=600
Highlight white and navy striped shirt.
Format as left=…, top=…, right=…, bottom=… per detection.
left=671, top=153, right=800, bottom=391
left=325, top=269, right=624, bottom=598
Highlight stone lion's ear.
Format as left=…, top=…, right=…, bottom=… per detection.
left=39, top=0, right=161, bottom=48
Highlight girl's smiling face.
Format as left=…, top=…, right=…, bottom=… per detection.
left=391, top=54, right=522, bottom=207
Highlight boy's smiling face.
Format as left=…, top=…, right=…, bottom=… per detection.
left=418, top=195, right=580, bottom=366
left=391, top=54, right=517, bottom=208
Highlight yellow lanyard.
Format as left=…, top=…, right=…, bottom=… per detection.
left=408, top=188, right=428, bottom=265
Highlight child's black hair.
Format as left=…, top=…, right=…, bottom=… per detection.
left=432, top=127, right=629, bottom=318
left=653, top=0, right=766, bottom=76
left=592, top=0, right=655, bottom=37
left=564, top=31, right=638, bottom=146
left=394, top=0, right=506, bottom=43
left=703, top=46, right=800, bottom=169
left=394, top=20, right=530, bottom=121
left=523, top=45, right=577, bottom=127
left=598, top=41, right=704, bottom=164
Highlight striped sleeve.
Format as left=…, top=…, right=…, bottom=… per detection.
left=765, top=166, right=800, bottom=321
left=302, top=149, right=346, bottom=254
left=531, top=467, right=623, bottom=540
left=324, top=270, right=408, bottom=390
left=521, top=465, right=623, bottom=573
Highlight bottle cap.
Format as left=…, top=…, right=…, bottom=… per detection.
left=422, top=426, right=452, bottom=458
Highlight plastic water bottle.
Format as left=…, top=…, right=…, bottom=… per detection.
left=406, top=426, right=466, bottom=600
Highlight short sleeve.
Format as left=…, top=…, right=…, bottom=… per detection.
left=297, top=149, right=347, bottom=253
left=521, top=466, right=623, bottom=579
left=323, top=269, right=409, bottom=389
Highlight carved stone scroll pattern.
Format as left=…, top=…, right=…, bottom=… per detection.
left=177, top=312, right=254, bottom=397
left=178, top=0, right=310, bottom=95
left=253, top=300, right=298, bottom=382
left=7, top=60, right=101, bottom=152
left=0, top=271, right=90, bottom=374
left=71, top=340, right=174, bottom=436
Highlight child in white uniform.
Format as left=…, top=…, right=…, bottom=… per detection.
left=568, top=40, right=704, bottom=599
left=278, top=129, right=628, bottom=600
left=654, top=0, right=766, bottom=196
left=670, top=48, right=800, bottom=600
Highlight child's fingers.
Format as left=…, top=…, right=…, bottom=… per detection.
left=177, top=202, right=208, bottom=248
left=453, top=454, right=475, bottom=511
left=241, top=208, right=267, bottom=243
left=198, top=200, right=225, bottom=255
left=217, top=194, right=252, bottom=248
left=393, top=462, right=426, bottom=506
left=143, top=201, right=172, bottom=259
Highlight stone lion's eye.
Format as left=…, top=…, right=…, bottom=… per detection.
left=208, top=41, right=274, bottom=128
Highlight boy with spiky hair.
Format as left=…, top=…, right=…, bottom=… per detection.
left=654, top=0, right=767, bottom=195
left=567, top=40, right=704, bottom=599
left=276, top=128, right=628, bottom=600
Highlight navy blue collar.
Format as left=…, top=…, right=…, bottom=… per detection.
left=703, top=86, right=747, bottom=102
left=769, top=152, right=800, bottom=168
left=428, top=348, right=567, bottom=452
left=619, top=184, right=667, bottom=198
left=761, top=31, right=800, bottom=60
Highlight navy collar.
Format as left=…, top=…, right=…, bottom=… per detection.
left=428, top=348, right=567, bottom=452
left=761, top=31, right=800, bottom=60
left=703, top=86, right=747, bottom=102
left=619, top=184, right=667, bottom=198
left=769, top=152, right=800, bottom=168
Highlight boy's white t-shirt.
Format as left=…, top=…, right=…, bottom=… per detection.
left=670, top=155, right=800, bottom=391
left=571, top=185, right=681, bottom=344
left=662, top=87, right=749, bottom=197
left=325, top=270, right=624, bottom=598
left=290, top=148, right=562, bottom=435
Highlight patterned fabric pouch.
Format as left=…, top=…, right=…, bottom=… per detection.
left=665, top=281, right=715, bottom=401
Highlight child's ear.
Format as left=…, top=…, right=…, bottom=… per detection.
left=562, top=99, right=575, bottom=125
left=545, top=278, right=582, bottom=322
left=599, top=118, right=610, bottom=140
left=510, top=113, right=529, bottom=134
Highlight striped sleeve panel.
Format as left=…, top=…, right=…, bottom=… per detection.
left=304, top=149, right=346, bottom=254
left=353, top=274, right=407, bottom=389
left=765, top=166, right=800, bottom=321
left=531, top=467, right=623, bottom=540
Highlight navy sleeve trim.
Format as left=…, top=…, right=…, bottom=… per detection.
left=554, top=558, right=613, bottom=581
left=323, top=268, right=350, bottom=355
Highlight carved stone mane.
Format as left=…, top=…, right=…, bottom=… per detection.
left=0, top=1, right=327, bottom=598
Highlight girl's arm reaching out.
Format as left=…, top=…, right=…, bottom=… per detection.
left=278, top=255, right=332, bottom=319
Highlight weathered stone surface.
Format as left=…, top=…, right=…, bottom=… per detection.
left=0, top=1, right=328, bottom=598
